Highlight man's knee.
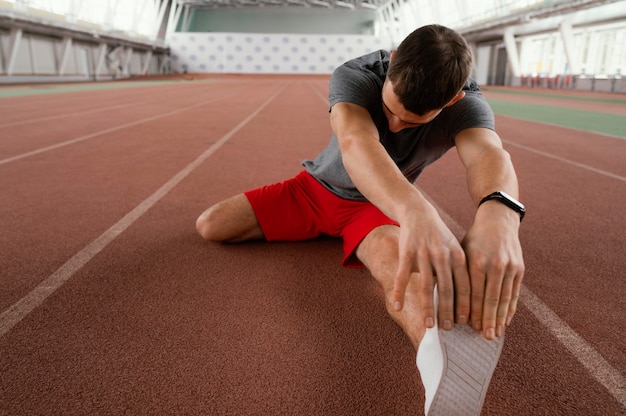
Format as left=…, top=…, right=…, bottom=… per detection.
left=356, top=225, right=400, bottom=274
left=195, top=204, right=224, bottom=241
left=196, top=194, right=263, bottom=242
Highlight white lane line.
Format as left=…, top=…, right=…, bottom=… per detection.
left=0, top=83, right=288, bottom=338
left=428, top=195, right=626, bottom=409
left=0, top=97, right=164, bottom=129
left=521, top=286, right=626, bottom=408
left=0, top=91, right=239, bottom=167
left=504, top=140, right=626, bottom=182
left=308, top=80, right=328, bottom=105
left=0, top=82, right=227, bottom=129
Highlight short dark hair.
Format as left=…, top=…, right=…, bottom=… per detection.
left=386, top=24, right=472, bottom=115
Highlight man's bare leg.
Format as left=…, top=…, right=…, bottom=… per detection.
left=196, top=194, right=264, bottom=242
left=355, top=224, right=426, bottom=350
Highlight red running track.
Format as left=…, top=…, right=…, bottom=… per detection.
left=0, top=76, right=624, bottom=415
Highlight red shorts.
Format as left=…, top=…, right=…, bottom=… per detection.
left=244, top=170, right=399, bottom=267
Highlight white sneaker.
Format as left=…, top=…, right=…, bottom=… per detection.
left=416, top=291, right=504, bottom=416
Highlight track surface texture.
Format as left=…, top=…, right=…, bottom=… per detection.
left=1, top=76, right=625, bottom=415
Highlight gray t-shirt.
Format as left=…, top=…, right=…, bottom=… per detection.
left=303, top=49, right=495, bottom=202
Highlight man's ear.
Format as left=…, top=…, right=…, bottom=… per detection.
left=390, top=50, right=396, bottom=61
left=445, top=91, right=466, bottom=107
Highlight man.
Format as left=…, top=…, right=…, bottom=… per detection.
left=196, top=24, right=525, bottom=415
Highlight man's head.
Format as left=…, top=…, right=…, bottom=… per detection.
left=386, top=24, right=473, bottom=117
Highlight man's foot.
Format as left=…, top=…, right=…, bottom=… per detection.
left=416, top=292, right=504, bottom=416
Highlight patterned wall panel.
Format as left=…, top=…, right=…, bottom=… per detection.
left=169, top=32, right=388, bottom=74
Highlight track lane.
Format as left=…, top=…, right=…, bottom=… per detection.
left=483, top=89, right=626, bottom=116
left=0, top=77, right=624, bottom=415
left=497, top=116, right=626, bottom=177
left=0, top=82, right=193, bottom=121
left=0, top=78, right=426, bottom=416
left=0, top=81, right=284, bottom=312
left=0, top=82, right=289, bottom=338
left=0, top=82, right=249, bottom=161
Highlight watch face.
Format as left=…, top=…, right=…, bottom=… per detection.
left=480, top=191, right=526, bottom=221
left=498, top=191, right=525, bottom=210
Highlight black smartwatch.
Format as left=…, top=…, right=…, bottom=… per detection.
left=479, top=191, right=526, bottom=221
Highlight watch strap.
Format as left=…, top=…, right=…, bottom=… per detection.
left=479, top=191, right=526, bottom=221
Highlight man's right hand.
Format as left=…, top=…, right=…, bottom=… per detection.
left=392, top=205, right=471, bottom=331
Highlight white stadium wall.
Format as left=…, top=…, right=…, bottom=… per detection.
left=168, top=32, right=388, bottom=75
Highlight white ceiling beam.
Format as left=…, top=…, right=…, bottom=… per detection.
left=310, top=0, right=332, bottom=7
left=154, top=0, right=170, bottom=39
left=335, top=1, right=356, bottom=9
left=94, top=42, right=107, bottom=80
left=503, top=27, right=522, bottom=77
left=5, top=27, right=23, bottom=76
left=57, top=36, right=73, bottom=76
left=360, top=1, right=379, bottom=10
left=559, top=17, right=580, bottom=74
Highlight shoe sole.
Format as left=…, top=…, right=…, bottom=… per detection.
left=427, top=324, right=504, bottom=416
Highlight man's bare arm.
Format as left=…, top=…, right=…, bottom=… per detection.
left=455, top=127, right=525, bottom=339
left=331, top=102, right=471, bottom=329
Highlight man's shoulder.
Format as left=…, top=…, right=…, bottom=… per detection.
left=462, top=77, right=482, bottom=92
left=339, top=49, right=390, bottom=77
left=329, top=50, right=389, bottom=109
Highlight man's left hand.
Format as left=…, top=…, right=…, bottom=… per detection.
left=462, top=203, right=524, bottom=340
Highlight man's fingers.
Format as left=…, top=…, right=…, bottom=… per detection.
left=469, top=267, right=485, bottom=332
left=507, top=271, right=524, bottom=325
left=392, top=255, right=412, bottom=311
left=416, top=269, right=436, bottom=328
left=481, top=262, right=506, bottom=340
left=451, top=256, right=471, bottom=325
left=507, top=291, right=520, bottom=326
left=430, top=249, right=457, bottom=330
left=435, top=282, right=454, bottom=330
left=495, top=269, right=516, bottom=337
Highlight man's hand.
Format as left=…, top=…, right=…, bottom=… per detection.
left=392, top=204, right=471, bottom=331
left=462, top=202, right=524, bottom=340
left=454, top=127, right=525, bottom=340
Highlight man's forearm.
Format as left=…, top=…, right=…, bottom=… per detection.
left=466, top=146, right=519, bottom=205
left=331, top=102, right=433, bottom=222
left=455, top=128, right=522, bottom=226
left=340, top=130, right=432, bottom=221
